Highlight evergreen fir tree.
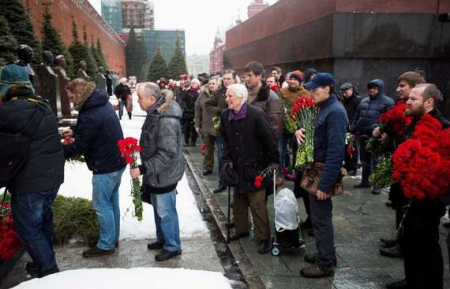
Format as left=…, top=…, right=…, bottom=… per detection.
left=69, top=18, right=97, bottom=78
left=0, top=15, right=18, bottom=66
left=147, top=47, right=168, bottom=82
left=167, top=35, right=187, bottom=80
left=0, top=0, right=41, bottom=64
left=90, top=36, right=102, bottom=69
left=41, top=8, right=65, bottom=56
left=126, top=27, right=147, bottom=81
left=96, top=38, right=108, bottom=70
left=40, top=6, right=74, bottom=76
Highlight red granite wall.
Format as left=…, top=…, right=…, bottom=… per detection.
left=226, top=0, right=447, bottom=51
left=21, top=0, right=126, bottom=76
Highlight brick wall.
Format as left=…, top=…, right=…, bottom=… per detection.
left=22, top=0, right=126, bottom=77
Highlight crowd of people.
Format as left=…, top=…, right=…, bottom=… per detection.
left=1, top=59, right=450, bottom=289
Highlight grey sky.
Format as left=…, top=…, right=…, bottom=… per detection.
left=89, top=0, right=276, bottom=55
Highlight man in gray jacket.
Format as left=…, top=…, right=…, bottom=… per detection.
left=130, top=83, right=184, bottom=262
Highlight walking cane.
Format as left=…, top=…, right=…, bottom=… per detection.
left=226, top=186, right=231, bottom=243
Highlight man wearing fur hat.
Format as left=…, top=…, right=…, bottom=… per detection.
left=131, top=84, right=184, bottom=262
left=63, top=78, right=127, bottom=258
left=0, top=64, right=64, bottom=277
left=114, top=77, right=132, bottom=120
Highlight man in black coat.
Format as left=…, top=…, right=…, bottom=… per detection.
left=339, top=83, right=362, bottom=175
left=63, top=78, right=126, bottom=258
left=0, top=64, right=64, bottom=278
left=114, top=77, right=132, bottom=120
left=220, top=83, right=279, bottom=255
left=385, top=83, right=449, bottom=289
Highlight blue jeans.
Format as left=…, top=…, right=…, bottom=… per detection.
left=11, top=187, right=59, bottom=278
left=92, top=168, right=124, bottom=250
left=151, top=190, right=181, bottom=252
left=310, top=194, right=335, bottom=267
left=118, top=100, right=125, bottom=119
left=216, top=136, right=224, bottom=186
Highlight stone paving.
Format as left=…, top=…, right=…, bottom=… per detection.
left=184, top=145, right=450, bottom=289
left=3, top=145, right=450, bottom=289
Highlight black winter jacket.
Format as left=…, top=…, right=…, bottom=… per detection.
left=220, top=104, right=279, bottom=194
left=114, top=84, right=131, bottom=102
left=0, top=95, right=64, bottom=195
left=63, top=89, right=126, bottom=174
left=340, top=90, right=362, bottom=129
left=351, top=79, right=394, bottom=136
left=181, top=89, right=199, bottom=120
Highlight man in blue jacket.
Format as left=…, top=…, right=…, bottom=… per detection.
left=295, top=73, right=348, bottom=278
left=351, top=79, right=394, bottom=194
left=63, top=78, right=126, bottom=258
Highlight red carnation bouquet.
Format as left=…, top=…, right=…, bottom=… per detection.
left=62, top=137, right=85, bottom=164
left=118, top=137, right=143, bottom=221
left=0, top=203, right=22, bottom=261
left=367, top=103, right=413, bottom=156
left=392, top=114, right=450, bottom=200
left=253, top=166, right=273, bottom=188
left=379, top=103, right=413, bottom=137
left=290, top=96, right=319, bottom=167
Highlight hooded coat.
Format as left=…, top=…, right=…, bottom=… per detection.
left=351, top=79, right=394, bottom=136
left=63, top=86, right=126, bottom=174
left=0, top=94, right=64, bottom=195
left=140, top=93, right=184, bottom=190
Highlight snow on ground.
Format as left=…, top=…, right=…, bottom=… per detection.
left=13, top=268, right=232, bottom=289
left=60, top=95, right=209, bottom=240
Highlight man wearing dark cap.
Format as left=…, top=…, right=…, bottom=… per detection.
left=295, top=73, right=348, bottom=278
left=0, top=64, right=64, bottom=277
left=339, top=83, right=362, bottom=175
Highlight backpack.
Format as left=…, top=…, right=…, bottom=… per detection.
left=0, top=98, right=46, bottom=189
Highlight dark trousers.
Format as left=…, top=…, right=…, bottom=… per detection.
left=11, top=187, right=59, bottom=278
left=310, top=195, right=335, bottom=267
left=358, top=136, right=378, bottom=185
left=202, top=133, right=216, bottom=171
left=183, top=118, right=197, bottom=145
left=344, top=143, right=359, bottom=172
left=400, top=199, right=444, bottom=289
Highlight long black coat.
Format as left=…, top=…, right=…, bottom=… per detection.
left=220, top=104, right=279, bottom=194
left=0, top=95, right=64, bottom=195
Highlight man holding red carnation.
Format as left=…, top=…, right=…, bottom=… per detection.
left=63, top=78, right=127, bottom=258
left=387, top=83, right=450, bottom=289
left=131, top=84, right=184, bottom=262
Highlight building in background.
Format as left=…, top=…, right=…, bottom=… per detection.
left=187, top=54, right=210, bottom=77
left=224, top=0, right=450, bottom=116
left=210, top=32, right=225, bottom=75
left=141, top=30, right=185, bottom=62
left=248, top=0, right=270, bottom=18
left=121, top=0, right=154, bottom=30
left=101, top=0, right=123, bottom=33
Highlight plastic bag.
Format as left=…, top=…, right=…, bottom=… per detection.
left=275, top=188, right=299, bottom=231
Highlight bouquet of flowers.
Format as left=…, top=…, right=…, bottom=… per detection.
left=0, top=203, right=21, bottom=261
left=62, top=137, right=85, bottom=164
left=118, top=137, right=143, bottom=221
left=366, top=103, right=412, bottom=156
left=392, top=114, right=450, bottom=200
left=254, top=166, right=273, bottom=188
left=290, top=96, right=319, bottom=167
